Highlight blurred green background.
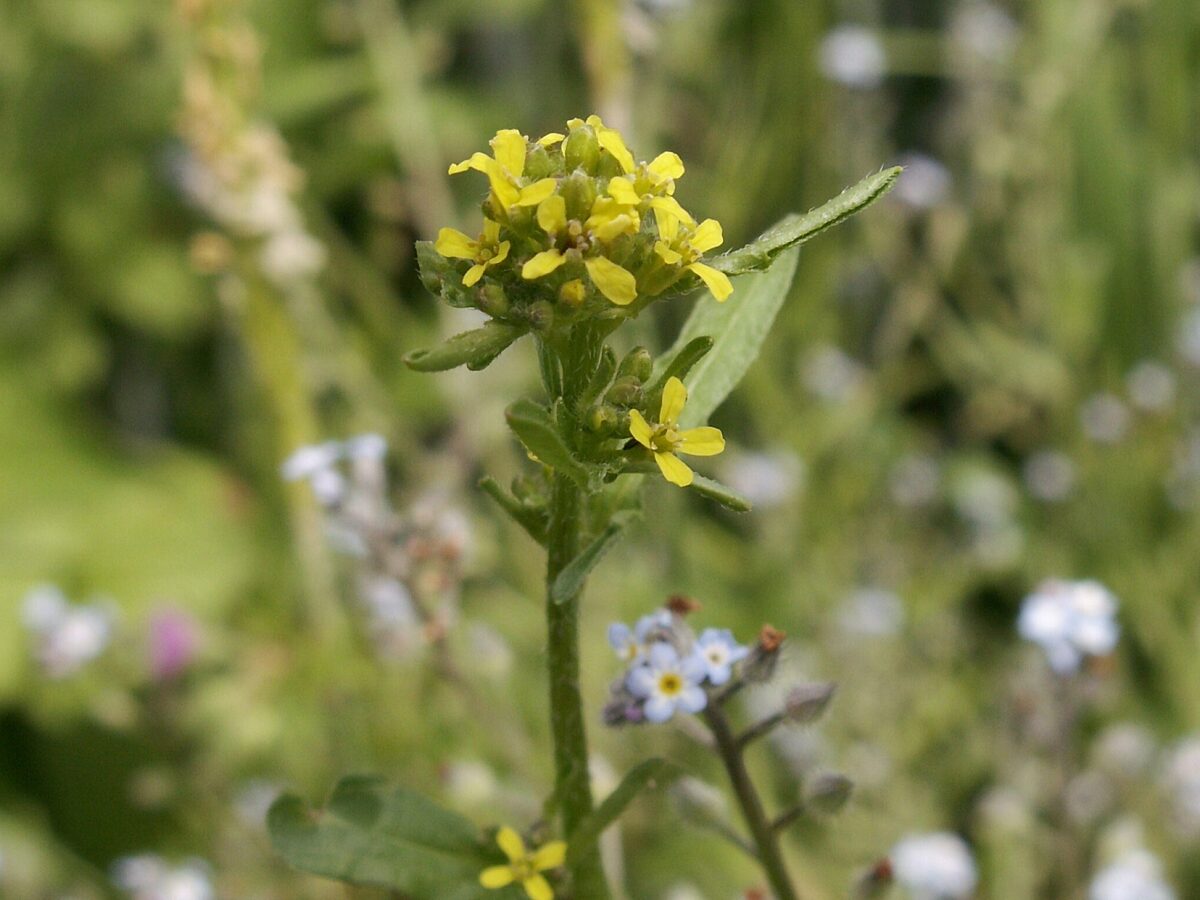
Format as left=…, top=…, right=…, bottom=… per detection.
left=2, top=0, right=1199, bottom=897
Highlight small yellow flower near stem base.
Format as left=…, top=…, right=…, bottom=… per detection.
left=479, top=826, right=566, bottom=900
left=653, top=211, right=734, bottom=301
left=435, top=219, right=511, bottom=286
left=628, top=376, right=725, bottom=487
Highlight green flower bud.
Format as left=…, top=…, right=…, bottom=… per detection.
left=526, top=300, right=554, bottom=331
left=560, top=171, right=598, bottom=222
left=587, top=405, right=619, bottom=434
left=805, top=773, right=854, bottom=815
left=617, top=346, right=653, bottom=383
left=524, top=145, right=557, bottom=180
left=477, top=283, right=510, bottom=317
left=604, top=375, right=642, bottom=407
left=563, top=125, right=600, bottom=173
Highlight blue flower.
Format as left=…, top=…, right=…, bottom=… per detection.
left=694, top=628, right=750, bottom=686
left=626, top=643, right=707, bottom=723
left=607, top=610, right=672, bottom=664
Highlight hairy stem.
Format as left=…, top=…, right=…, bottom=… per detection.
left=704, top=704, right=800, bottom=900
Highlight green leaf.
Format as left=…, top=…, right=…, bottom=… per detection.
left=268, top=776, right=509, bottom=899
left=550, top=511, right=636, bottom=604
left=505, top=399, right=591, bottom=488
left=662, top=247, right=800, bottom=429
left=479, top=476, right=547, bottom=545
left=566, top=759, right=681, bottom=865
left=646, top=336, right=713, bottom=399
left=711, top=167, right=901, bottom=275
left=689, top=475, right=753, bottom=513
left=404, top=321, right=525, bottom=372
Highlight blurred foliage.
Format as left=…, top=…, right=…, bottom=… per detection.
left=2, top=0, right=1199, bottom=897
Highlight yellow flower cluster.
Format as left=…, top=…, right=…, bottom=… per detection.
left=435, top=116, right=733, bottom=311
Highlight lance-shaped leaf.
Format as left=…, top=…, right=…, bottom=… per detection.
left=404, top=321, right=525, bottom=372
left=550, top=511, right=637, bottom=604
left=646, top=336, right=713, bottom=399
left=689, top=474, right=752, bottom=513
left=479, top=476, right=547, bottom=545
left=711, top=167, right=901, bottom=275
left=663, top=246, right=800, bottom=429
left=566, top=759, right=681, bottom=865
left=505, top=399, right=591, bottom=488
left=268, top=776, right=512, bottom=899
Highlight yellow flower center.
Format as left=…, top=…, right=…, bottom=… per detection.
left=658, top=672, right=683, bottom=696
left=648, top=424, right=681, bottom=454
left=509, top=857, right=536, bottom=881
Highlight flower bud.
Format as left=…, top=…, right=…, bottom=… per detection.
left=806, top=772, right=853, bottom=814
left=559, top=279, right=587, bottom=307
left=588, top=405, right=619, bottom=434
left=742, top=625, right=786, bottom=683
left=560, top=170, right=598, bottom=222
left=605, top=375, right=642, bottom=407
left=617, top=346, right=653, bottom=383
left=524, top=144, right=556, bottom=180
left=563, top=125, right=600, bottom=173
left=526, top=300, right=554, bottom=331
left=477, top=283, right=510, bottom=317
left=784, top=682, right=836, bottom=724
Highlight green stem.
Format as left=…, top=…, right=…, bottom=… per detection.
left=704, top=704, right=800, bottom=900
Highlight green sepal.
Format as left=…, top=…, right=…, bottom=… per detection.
left=550, top=510, right=637, bottom=604
left=689, top=474, right=753, bottom=512
left=479, top=476, right=547, bottom=545
left=415, top=240, right=477, bottom=309
left=565, top=759, right=681, bottom=866
left=711, top=167, right=902, bottom=275
left=267, top=776, right=515, bottom=899
left=404, top=321, right=525, bottom=372
left=505, top=398, right=591, bottom=488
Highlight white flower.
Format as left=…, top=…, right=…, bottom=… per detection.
left=803, top=344, right=867, bottom=401
left=1080, top=393, right=1131, bottom=444
left=1090, top=850, right=1175, bottom=900
left=608, top=610, right=672, bottom=664
left=1018, top=579, right=1120, bottom=674
left=893, top=154, right=951, bottom=210
left=890, top=454, right=942, bottom=508
left=626, top=643, right=707, bottom=723
left=1126, top=361, right=1176, bottom=412
left=23, top=586, right=114, bottom=679
left=890, top=832, right=978, bottom=900
left=113, top=855, right=214, bottom=900
left=259, top=229, right=326, bottom=286
left=950, top=3, right=1019, bottom=65
left=694, top=628, right=750, bottom=686
left=721, top=450, right=804, bottom=509
left=836, top=587, right=905, bottom=638
left=818, top=26, right=886, bottom=89
left=1023, top=451, right=1076, bottom=502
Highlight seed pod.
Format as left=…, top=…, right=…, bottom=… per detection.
left=605, top=375, right=642, bottom=407
left=618, top=346, right=653, bottom=383
left=563, top=125, right=600, bottom=173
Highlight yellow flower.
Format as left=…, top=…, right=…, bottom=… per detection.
left=652, top=210, right=734, bottom=301
left=449, top=129, right=557, bottom=210
left=628, top=376, right=725, bottom=487
left=479, top=826, right=566, bottom=900
left=605, top=153, right=693, bottom=226
left=434, top=219, right=510, bottom=286
left=520, top=194, right=639, bottom=306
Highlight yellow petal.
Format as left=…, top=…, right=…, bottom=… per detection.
left=660, top=376, right=687, bottom=425
left=676, top=426, right=725, bottom=457
left=647, top=151, right=684, bottom=181
left=497, top=827, right=526, bottom=863
left=595, top=127, right=635, bottom=173
left=434, top=228, right=478, bottom=260
left=538, top=132, right=565, bottom=146
left=448, top=151, right=492, bottom=175
left=482, top=219, right=502, bottom=244
left=532, top=841, right=567, bottom=871
left=537, top=195, right=567, bottom=234
left=652, top=206, right=680, bottom=243
left=491, top=129, right=527, bottom=176
left=480, top=865, right=516, bottom=889
left=649, top=195, right=695, bottom=227
left=516, top=178, right=558, bottom=207
left=689, top=218, right=724, bottom=253
left=688, top=262, right=733, bottom=302
left=491, top=241, right=511, bottom=265
left=628, top=409, right=653, bottom=449
left=591, top=212, right=638, bottom=243
left=584, top=257, right=637, bottom=306
left=655, top=451, right=693, bottom=487
left=463, top=263, right=486, bottom=286
left=522, top=874, right=554, bottom=900
left=522, top=249, right=567, bottom=280
left=654, top=241, right=683, bottom=265
left=606, top=177, right=641, bottom=207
